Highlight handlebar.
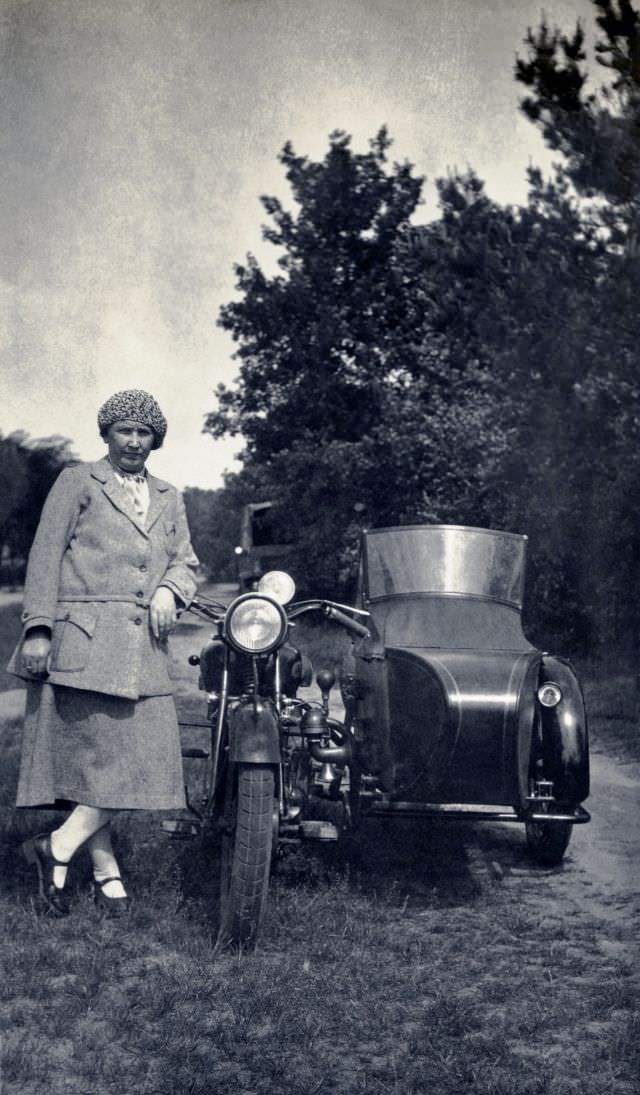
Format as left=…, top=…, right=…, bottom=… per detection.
left=189, top=593, right=369, bottom=638
left=188, top=598, right=226, bottom=622
left=288, top=599, right=369, bottom=636
left=322, top=605, right=370, bottom=638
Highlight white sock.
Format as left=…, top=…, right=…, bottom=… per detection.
left=87, top=823, right=127, bottom=899
left=50, top=805, right=115, bottom=889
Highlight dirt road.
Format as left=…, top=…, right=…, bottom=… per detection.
left=568, top=749, right=640, bottom=920
left=458, top=743, right=640, bottom=970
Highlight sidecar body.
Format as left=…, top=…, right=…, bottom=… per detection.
left=348, top=525, right=589, bottom=861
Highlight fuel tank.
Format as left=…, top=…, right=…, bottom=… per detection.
left=198, top=639, right=310, bottom=698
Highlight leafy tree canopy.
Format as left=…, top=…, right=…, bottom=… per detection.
left=204, top=0, right=640, bottom=652
left=206, top=129, right=423, bottom=464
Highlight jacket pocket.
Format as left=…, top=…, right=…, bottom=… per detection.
left=50, top=606, right=98, bottom=672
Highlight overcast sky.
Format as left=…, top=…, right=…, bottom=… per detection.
left=1, top=0, right=594, bottom=490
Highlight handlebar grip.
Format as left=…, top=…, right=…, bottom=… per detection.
left=189, top=600, right=224, bottom=623
left=324, top=605, right=370, bottom=638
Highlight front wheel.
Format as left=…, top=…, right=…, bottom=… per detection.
left=218, top=763, right=277, bottom=949
left=525, top=820, right=573, bottom=866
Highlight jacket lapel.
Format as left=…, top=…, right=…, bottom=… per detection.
left=145, top=473, right=170, bottom=532
left=90, top=458, right=149, bottom=537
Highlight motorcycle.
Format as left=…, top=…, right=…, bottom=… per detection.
left=175, top=571, right=369, bottom=949
left=175, top=524, right=590, bottom=950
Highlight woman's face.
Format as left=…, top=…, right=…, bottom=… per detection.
left=106, top=419, right=155, bottom=474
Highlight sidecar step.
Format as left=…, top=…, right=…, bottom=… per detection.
left=299, top=821, right=339, bottom=841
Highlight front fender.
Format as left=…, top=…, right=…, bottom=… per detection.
left=228, top=700, right=281, bottom=764
left=539, top=655, right=589, bottom=804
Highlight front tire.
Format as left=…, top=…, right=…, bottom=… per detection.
left=525, top=820, right=573, bottom=866
left=218, top=763, right=277, bottom=949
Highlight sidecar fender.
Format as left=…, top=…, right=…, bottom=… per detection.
left=539, top=656, right=589, bottom=804
left=355, top=646, right=541, bottom=807
left=228, top=701, right=281, bottom=764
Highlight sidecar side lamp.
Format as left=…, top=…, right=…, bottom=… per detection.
left=537, top=683, right=562, bottom=707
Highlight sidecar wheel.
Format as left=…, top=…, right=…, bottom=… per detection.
left=525, top=820, right=573, bottom=866
left=218, top=763, right=276, bottom=950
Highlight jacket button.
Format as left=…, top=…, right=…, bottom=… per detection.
left=136, top=591, right=144, bottom=598
left=134, top=617, right=142, bottom=625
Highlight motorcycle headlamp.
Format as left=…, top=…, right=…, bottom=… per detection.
left=225, top=594, right=287, bottom=654
left=538, top=682, right=563, bottom=708
left=257, top=570, right=296, bottom=605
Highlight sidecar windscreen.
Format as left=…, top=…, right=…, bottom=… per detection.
left=364, top=525, right=526, bottom=608
left=360, top=525, right=532, bottom=652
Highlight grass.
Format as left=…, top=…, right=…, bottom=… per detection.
left=2, top=697, right=639, bottom=1094
left=2, top=771, right=639, bottom=1094
left=1, top=606, right=639, bottom=1093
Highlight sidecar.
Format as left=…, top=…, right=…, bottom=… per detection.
left=347, top=525, right=590, bottom=864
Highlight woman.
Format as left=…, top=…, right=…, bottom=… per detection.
left=8, top=389, right=199, bottom=917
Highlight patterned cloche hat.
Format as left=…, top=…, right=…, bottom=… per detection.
left=97, top=389, right=167, bottom=449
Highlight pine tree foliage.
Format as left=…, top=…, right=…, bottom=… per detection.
left=516, top=0, right=640, bottom=245
left=512, top=0, right=640, bottom=650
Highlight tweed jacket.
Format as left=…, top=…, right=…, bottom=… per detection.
left=8, top=457, right=199, bottom=700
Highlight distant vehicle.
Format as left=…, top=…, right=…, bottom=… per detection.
left=235, top=502, right=291, bottom=591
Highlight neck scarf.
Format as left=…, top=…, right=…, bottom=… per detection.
left=112, top=467, right=150, bottom=521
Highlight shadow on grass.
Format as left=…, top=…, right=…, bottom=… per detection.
left=272, top=815, right=485, bottom=910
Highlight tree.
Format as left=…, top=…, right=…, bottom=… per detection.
left=516, top=0, right=640, bottom=248
left=207, top=129, right=423, bottom=463
left=511, top=0, right=640, bottom=653
left=206, top=134, right=514, bottom=594
left=183, top=485, right=243, bottom=581
left=205, top=4, right=640, bottom=646
left=0, top=431, right=76, bottom=583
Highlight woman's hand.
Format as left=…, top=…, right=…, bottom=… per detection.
left=149, top=586, right=178, bottom=641
left=21, top=627, right=51, bottom=676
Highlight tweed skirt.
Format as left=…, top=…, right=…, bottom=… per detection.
left=16, top=682, right=186, bottom=810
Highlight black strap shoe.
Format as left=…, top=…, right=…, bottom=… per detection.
left=93, top=876, right=130, bottom=917
left=22, top=834, right=71, bottom=917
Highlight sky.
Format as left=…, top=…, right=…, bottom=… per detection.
left=1, top=0, right=595, bottom=490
